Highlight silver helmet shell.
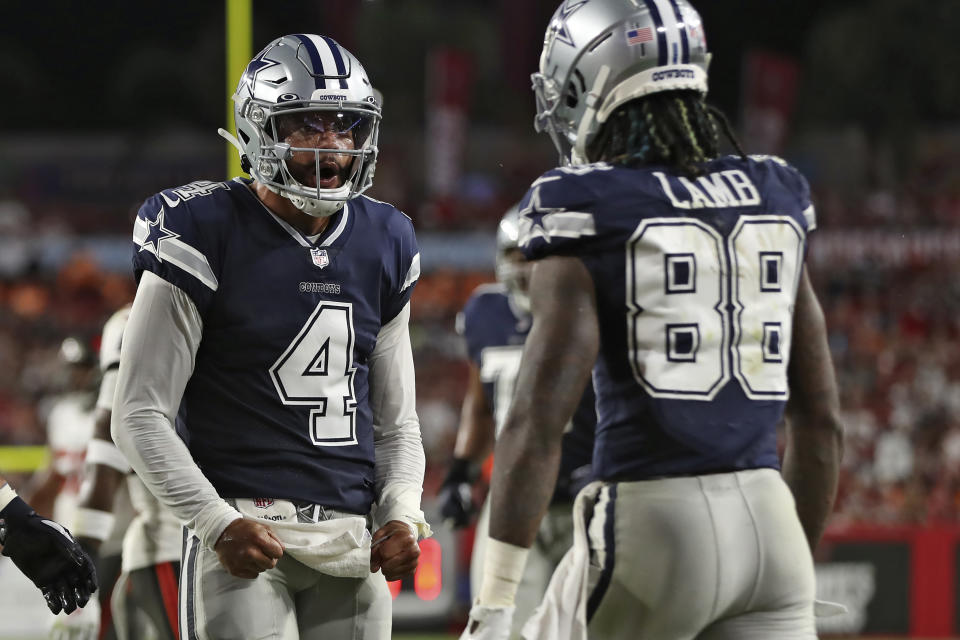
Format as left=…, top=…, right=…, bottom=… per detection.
left=230, top=34, right=381, bottom=217
left=532, top=0, right=710, bottom=165
left=495, top=205, right=532, bottom=314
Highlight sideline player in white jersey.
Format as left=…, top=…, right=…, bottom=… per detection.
left=19, top=337, right=127, bottom=636
left=440, top=207, right=594, bottom=638
left=24, top=337, right=98, bottom=527
left=464, top=1, right=843, bottom=639
left=112, top=34, right=429, bottom=640
left=69, top=304, right=182, bottom=640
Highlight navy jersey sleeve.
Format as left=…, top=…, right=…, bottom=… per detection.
left=518, top=164, right=611, bottom=261
left=132, top=187, right=224, bottom=316
left=380, top=209, right=420, bottom=324
left=754, top=155, right=817, bottom=233
left=458, top=289, right=490, bottom=366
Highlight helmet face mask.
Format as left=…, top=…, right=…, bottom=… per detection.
left=532, top=0, right=710, bottom=165
left=230, top=35, right=382, bottom=217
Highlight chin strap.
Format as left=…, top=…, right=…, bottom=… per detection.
left=217, top=128, right=251, bottom=173
left=572, top=64, right=611, bottom=165
left=289, top=193, right=346, bottom=218
left=217, top=127, right=243, bottom=153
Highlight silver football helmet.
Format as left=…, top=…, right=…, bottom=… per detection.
left=496, top=205, right=532, bottom=314
left=533, top=0, right=710, bottom=165
left=219, top=34, right=381, bottom=217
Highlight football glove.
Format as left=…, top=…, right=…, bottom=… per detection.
left=0, top=497, right=98, bottom=614
left=439, top=458, right=476, bottom=529
left=49, top=593, right=100, bottom=640
left=459, top=603, right=515, bottom=640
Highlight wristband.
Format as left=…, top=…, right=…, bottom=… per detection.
left=445, top=458, right=475, bottom=484
left=73, top=508, right=116, bottom=542
left=477, top=538, right=529, bottom=607
left=86, top=438, right=132, bottom=474
left=0, top=495, right=34, bottom=544
left=0, top=483, right=16, bottom=512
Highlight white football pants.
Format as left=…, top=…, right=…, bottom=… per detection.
left=179, top=531, right=391, bottom=640
left=545, top=468, right=817, bottom=639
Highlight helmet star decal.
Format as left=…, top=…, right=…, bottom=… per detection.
left=241, top=47, right=283, bottom=93
left=552, top=0, right=592, bottom=48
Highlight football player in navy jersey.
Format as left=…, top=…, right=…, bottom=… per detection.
left=463, top=2, right=843, bottom=639
left=111, top=35, right=429, bottom=640
left=440, top=207, right=594, bottom=638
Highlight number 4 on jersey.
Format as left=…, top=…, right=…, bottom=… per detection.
left=270, top=302, right=359, bottom=446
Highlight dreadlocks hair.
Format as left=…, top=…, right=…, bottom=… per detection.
left=586, top=90, right=745, bottom=176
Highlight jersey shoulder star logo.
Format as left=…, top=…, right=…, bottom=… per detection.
left=138, top=207, right=180, bottom=261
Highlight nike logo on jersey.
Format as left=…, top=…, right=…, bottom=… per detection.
left=160, top=192, right=181, bottom=208
left=654, top=169, right=761, bottom=210
left=159, top=181, right=229, bottom=209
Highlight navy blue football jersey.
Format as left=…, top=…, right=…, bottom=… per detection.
left=459, top=284, right=595, bottom=501
left=132, top=178, right=420, bottom=514
left=519, top=156, right=816, bottom=481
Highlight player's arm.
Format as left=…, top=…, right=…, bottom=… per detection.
left=19, top=466, right=65, bottom=520
left=74, top=308, right=134, bottom=558
left=73, top=406, right=128, bottom=556
left=454, top=362, right=496, bottom=462
left=439, top=362, right=495, bottom=528
left=111, top=272, right=281, bottom=578
left=0, top=476, right=98, bottom=614
left=482, top=255, right=598, bottom=604
left=782, top=267, right=844, bottom=551
left=367, top=301, right=429, bottom=580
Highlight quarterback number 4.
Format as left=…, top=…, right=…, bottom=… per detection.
left=270, top=302, right=358, bottom=446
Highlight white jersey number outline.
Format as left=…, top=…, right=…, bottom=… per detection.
left=270, top=301, right=358, bottom=446
left=626, top=216, right=805, bottom=400
left=478, top=345, right=523, bottom=439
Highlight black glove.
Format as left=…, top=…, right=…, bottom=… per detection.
left=0, top=496, right=98, bottom=614
left=438, top=458, right=476, bottom=529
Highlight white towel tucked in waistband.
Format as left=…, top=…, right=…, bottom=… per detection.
left=521, top=481, right=604, bottom=640
left=234, top=499, right=372, bottom=578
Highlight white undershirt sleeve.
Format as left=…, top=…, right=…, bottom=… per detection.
left=111, top=271, right=242, bottom=550
left=368, top=302, right=432, bottom=539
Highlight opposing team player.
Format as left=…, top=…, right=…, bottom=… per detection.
left=463, top=1, right=843, bottom=638
left=0, top=474, right=98, bottom=615
left=17, top=336, right=120, bottom=630
left=23, top=337, right=98, bottom=525
left=71, top=304, right=182, bottom=640
left=112, top=34, right=429, bottom=639
left=439, top=207, right=594, bottom=638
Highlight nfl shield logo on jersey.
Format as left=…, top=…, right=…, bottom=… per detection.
left=310, top=247, right=330, bottom=268
left=253, top=498, right=274, bottom=509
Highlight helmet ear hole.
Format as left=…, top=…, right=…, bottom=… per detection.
left=565, top=69, right=586, bottom=109
left=564, top=84, right=580, bottom=109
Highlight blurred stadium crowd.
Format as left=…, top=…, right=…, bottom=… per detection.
left=2, top=0, right=959, bottom=539
left=1, top=129, right=960, bottom=532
